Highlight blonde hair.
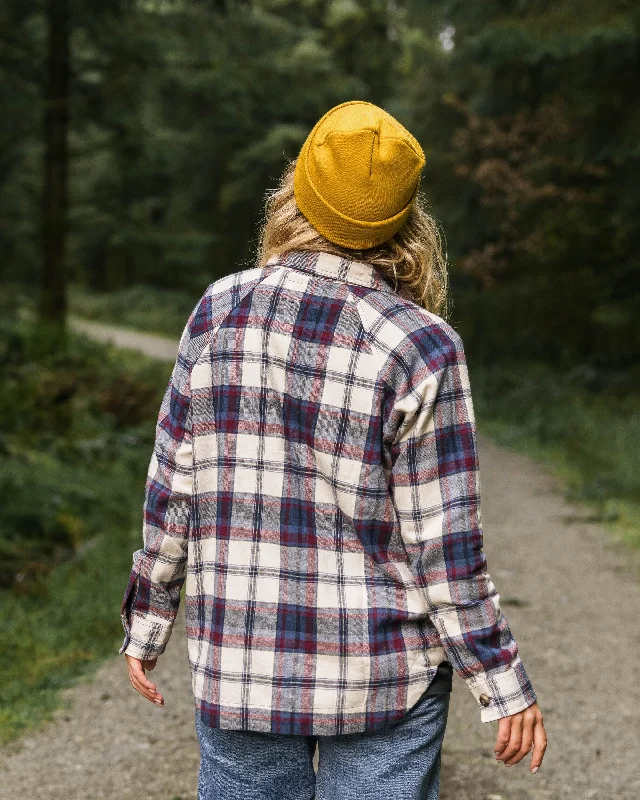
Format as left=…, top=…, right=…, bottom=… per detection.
left=255, top=160, right=449, bottom=317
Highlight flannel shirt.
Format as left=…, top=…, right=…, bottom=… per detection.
left=119, top=249, right=537, bottom=735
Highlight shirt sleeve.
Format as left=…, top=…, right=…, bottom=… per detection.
left=118, top=314, right=197, bottom=661
left=387, top=329, right=537, bottom=722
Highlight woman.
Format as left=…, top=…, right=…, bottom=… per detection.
left=119, top=100, right=547, bottom=799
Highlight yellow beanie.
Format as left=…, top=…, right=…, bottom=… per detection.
left=293, top=100, right=426, bottom=250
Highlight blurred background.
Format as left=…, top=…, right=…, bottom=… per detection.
left=1, top=0, right=639, bottom=784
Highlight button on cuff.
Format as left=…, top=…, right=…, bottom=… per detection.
left=463, top=656, right=538, bottom=723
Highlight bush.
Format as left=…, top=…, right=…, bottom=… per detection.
left=0, top=302, right=170, bottom=590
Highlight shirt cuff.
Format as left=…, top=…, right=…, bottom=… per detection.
left=464, top=654, right=538, bottom=722
left=119, top=612, right=173, bottom=660
left=118, top=561, right=173, bottom=660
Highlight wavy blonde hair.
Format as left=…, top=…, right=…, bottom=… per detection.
left=255, top=160, right=449, bottom=317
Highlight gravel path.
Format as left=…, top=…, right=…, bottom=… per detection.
left=3, top=321, right=639, bottom=799
left=69, top=316, right=179, bottom=361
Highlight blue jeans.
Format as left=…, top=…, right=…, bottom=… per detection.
left=194, top=689, right=450, bottom=800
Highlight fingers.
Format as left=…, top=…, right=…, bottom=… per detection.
left=496, top=713, right=523, bottom=765
left=503, top=710, right=534, bottom=766
left=495, top=704, right=547, bottom=774
left=126, top=656, right=164, bottom=705
left=530, top=713, right=548, bottom=773
left=494, top=718, right=511, bottom=757
left=129, top=671, right=158, bottom=702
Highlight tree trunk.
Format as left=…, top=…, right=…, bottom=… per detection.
left=39, top=0, right=70, bottom=339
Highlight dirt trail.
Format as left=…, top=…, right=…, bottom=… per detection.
left=2, top=321, right=639, bottom=800
left=69, top=316, right=179, bottom=361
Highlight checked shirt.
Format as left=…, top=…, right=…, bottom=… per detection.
left=119, top=249, right=537, bottom=735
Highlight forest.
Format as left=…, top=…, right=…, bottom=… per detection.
left=1, top=0, right=638, bottom=742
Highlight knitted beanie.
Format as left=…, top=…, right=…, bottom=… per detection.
left=293, top=100, right=426, bottom=250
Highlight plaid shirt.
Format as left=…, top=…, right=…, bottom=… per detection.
left=119, top=249, right=537, bottom=735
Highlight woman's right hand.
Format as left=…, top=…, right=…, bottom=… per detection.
left=125, top=654, right=165, bottom=706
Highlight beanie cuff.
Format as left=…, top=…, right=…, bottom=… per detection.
left=294, top=152, right=418, bottom=249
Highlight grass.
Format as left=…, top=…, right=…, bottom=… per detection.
left=471, top=360, right=640, bottom=551
left=0, top=299, right=172, bottom=744
left=0, top=523, right=144, bottom=744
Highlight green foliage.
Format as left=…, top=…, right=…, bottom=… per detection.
left=471, top=361, right=640, bottom=550
left=423, top=0, right=640, bottom=374
left=3, top=0, right=639, bottom=373
left=0, top=287, right=170, bottom=742
left=1, top=0, right=408, bottom=293
left=0, top=292, right=169, bottom=589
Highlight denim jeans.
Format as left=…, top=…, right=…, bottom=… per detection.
left=194, top=689, right=450, bottom=800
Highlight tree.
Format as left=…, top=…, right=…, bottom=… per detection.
left=412, top=0, right=640, bottom=375
left=40, top=0, right=71, bottom=339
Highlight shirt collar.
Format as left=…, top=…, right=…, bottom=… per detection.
left=266, top=250, right=398, bottom=295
